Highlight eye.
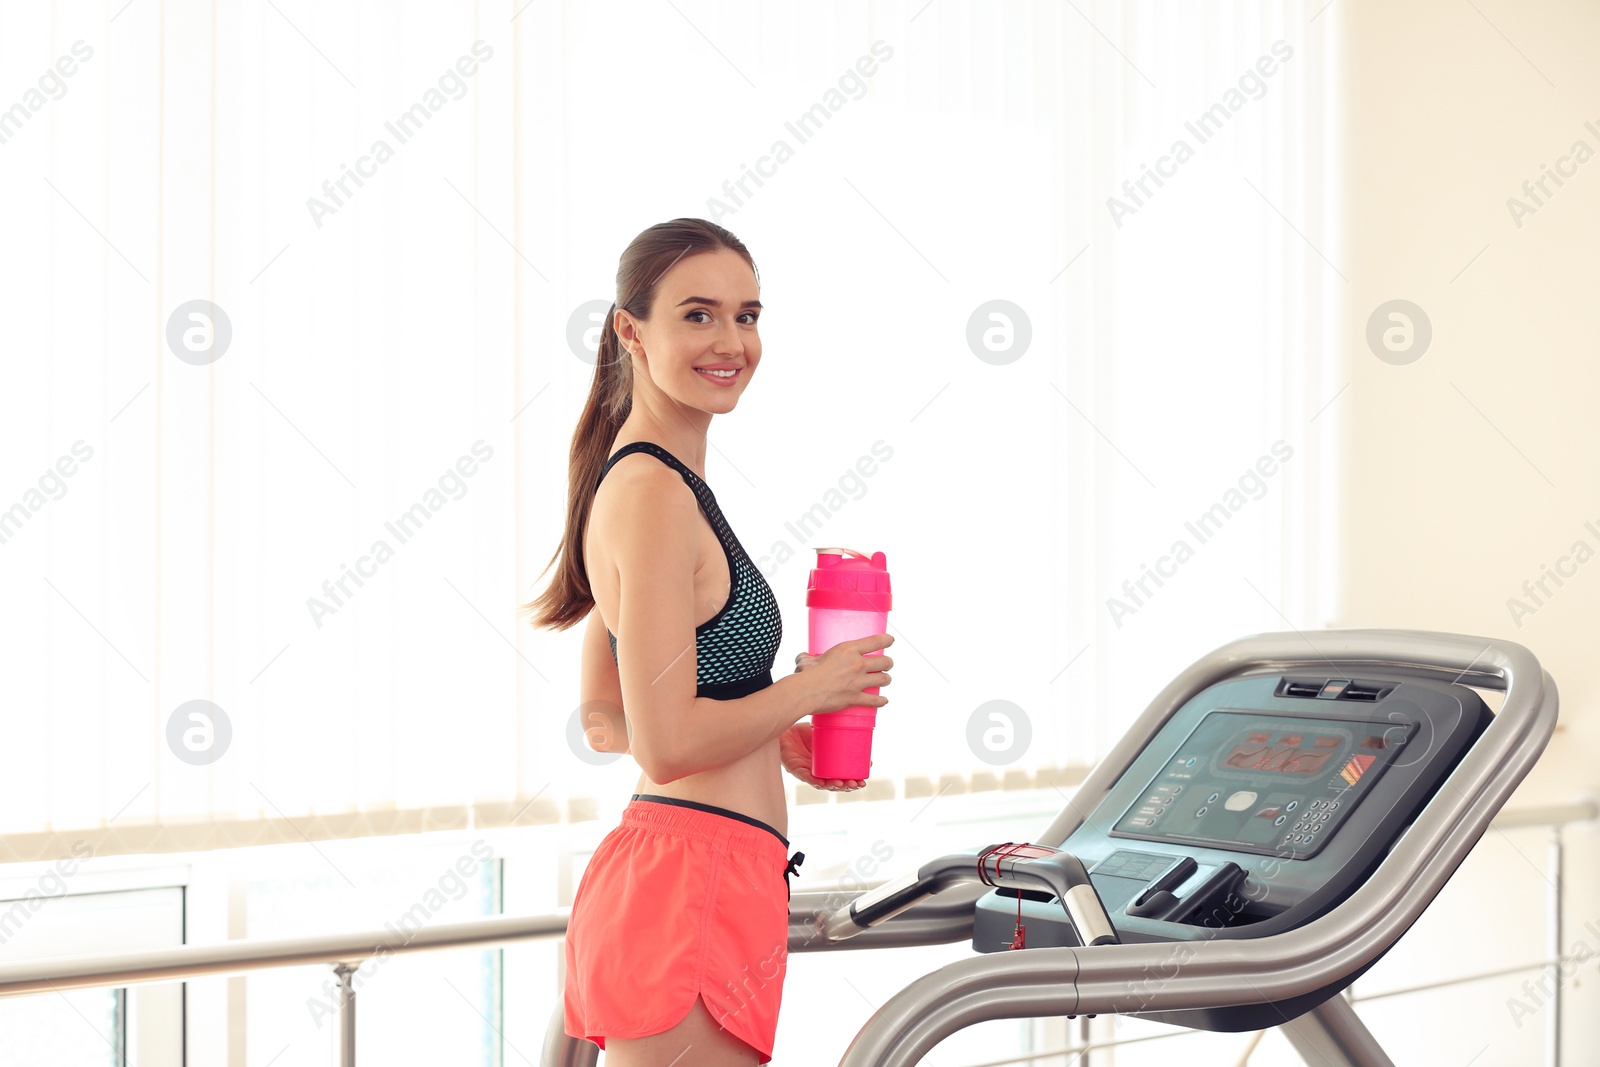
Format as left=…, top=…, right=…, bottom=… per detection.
left=684, top=309, right=761, bottom=325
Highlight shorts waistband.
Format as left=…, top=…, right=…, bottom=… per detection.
left=626, top=793, right=789, bottom=852
left=625, top=795, right=807, bottom=902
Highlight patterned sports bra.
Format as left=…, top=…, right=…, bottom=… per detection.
left=595, top=441, right=783, bottom=700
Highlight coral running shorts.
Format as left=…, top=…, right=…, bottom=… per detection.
left=563, top=793, right=805, bottom=1064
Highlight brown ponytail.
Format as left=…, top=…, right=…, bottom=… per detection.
left=521, top=217, right=758, bottom=630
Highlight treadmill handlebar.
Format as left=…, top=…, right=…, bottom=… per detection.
left=837, top=630, right=1559, bottom=1067
left=823, top=843, right=1120, bottom=948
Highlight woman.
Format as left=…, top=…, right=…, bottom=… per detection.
left=525, top=217, right=895, bottom=1065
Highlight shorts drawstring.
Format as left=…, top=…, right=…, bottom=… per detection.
left=783, top=850, right=805, bottom=901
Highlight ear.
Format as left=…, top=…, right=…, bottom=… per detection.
left=613, top=309, right=643, bottom=355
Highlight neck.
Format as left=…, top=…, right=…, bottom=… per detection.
left=616, top=404, right=711, bottom=479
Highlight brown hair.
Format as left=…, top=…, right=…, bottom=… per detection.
left=521, top=217, right=758, bottom=631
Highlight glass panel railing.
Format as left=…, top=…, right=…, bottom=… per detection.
left=0, top=986, right=122, bottom=1064
left=242, top=839, right=501, bottom=1066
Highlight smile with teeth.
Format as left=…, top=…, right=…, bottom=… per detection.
left=695, top=367, right=740, bottom=381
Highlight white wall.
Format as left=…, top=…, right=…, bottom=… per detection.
left=1336, top=1, right=1600, bottom=1060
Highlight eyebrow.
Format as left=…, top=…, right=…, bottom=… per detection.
left=675, top=296, right=763, bottom=309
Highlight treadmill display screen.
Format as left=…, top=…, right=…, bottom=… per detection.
left=1109, top=710, right=1416, bottom=858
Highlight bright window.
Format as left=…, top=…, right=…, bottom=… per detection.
left=0, top=2, right=1335, bottom=859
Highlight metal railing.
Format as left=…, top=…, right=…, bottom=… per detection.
left=0, top=800, right=1590, bottom=1066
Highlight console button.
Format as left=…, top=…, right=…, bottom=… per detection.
left=1224, top=790, right=1258, bottom=811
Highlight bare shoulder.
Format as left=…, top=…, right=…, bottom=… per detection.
left=589, top=455, right=698, bottom=570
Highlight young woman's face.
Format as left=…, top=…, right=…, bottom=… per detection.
left=624, top=248, right=762, bottom=413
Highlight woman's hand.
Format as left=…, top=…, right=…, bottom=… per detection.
left=783, top=645, right=889, bottom=791
left=797, top=633, right=894, bottom=717
left=778, top=721, right=867, bottom=792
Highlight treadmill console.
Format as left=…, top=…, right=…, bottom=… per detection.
left=974, top=672, right=1490, bottom=955
left=1110, top=707, right=1412, bottom=860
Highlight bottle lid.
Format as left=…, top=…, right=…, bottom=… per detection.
left=807, top=547, right=891, bottom=611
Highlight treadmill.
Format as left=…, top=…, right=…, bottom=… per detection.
left=541, top=629, right=1558, bottom=1067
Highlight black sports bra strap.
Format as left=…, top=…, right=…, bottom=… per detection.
left=597, top=441, right=702, bottom=489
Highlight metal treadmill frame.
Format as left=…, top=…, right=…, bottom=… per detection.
left=540, top=629, right=1558, bottom=1067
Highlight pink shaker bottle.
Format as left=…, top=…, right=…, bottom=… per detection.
left=806, top=547, right=892, bottom=780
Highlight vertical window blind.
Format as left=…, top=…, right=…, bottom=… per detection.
left=0, top=0, right=1336, bottom=861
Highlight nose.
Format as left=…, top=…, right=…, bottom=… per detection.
left=713, top=319, right=746, bottom=357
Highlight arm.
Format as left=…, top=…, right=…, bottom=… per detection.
left=577, top=606, right=630, bottom=754
left=611, top=466, right=814, bottom=784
